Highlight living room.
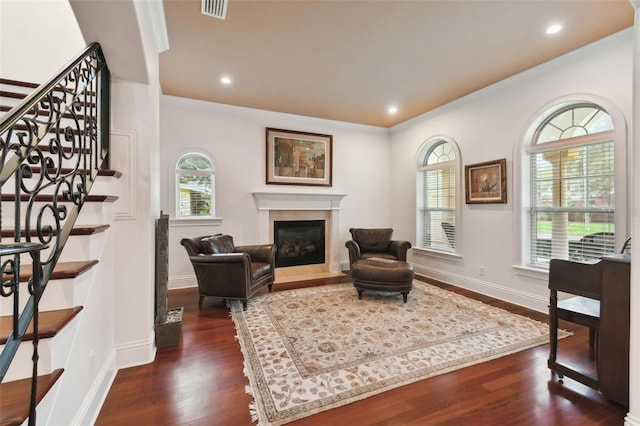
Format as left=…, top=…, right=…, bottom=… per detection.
left=1, top=0, right=639, bottom=424
left=161, top=28, right=633, bottom=316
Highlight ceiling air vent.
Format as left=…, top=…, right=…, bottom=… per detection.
left=201, top=0, right=228, bottom=20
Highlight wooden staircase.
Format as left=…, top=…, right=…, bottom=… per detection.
left=0, top=56, right=118, bottom=425
left=0, top=209, right=119, bottom=425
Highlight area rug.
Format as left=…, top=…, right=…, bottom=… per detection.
left=229, top=281, right=559, bottom=425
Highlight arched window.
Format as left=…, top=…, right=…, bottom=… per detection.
left=176, top=153, right=215, bottom=218
left=527, top=103, right=616, bottom=266
left=417, top=139, right=457, bottom=252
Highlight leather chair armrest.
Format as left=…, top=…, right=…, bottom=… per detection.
left=190, top=252, right=251, bottom=265
left=180, top=237, right=202, bottom=256
left=389, top=240, right=412, bottom=261
left=345, top=240, right=361, bottom=267
left=236, top=244, right=276, bottom=265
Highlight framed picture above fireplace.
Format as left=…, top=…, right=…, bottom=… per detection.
left=266, top=127, right=333, bottom=187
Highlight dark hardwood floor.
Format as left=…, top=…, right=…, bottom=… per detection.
left=96, top=275, right=627, bottom=425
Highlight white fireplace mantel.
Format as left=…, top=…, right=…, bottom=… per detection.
left=252, top=192, right=347, bottom=273
left=252, top=192, right=347, bottom=211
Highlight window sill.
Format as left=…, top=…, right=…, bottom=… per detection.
left=512, top=264, right=548, bottom=281
left=411, top=247, right=462, bottom=263
left=169, top=217, right=222, bottom=227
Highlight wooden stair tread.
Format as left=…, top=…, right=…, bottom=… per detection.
left=0, top=105, right=83, bottom=121
left=0, top=307, right=83, bottom=344
left=11, top=123, right=85, bottom=135
left=1, top=194, right=118, bottom=203
left=0, top=90, right=25, bottom=100
left=19, top=260, right=98, bottom=282
left=0, top=368, right=63, bottom=426
left=0, top=144, right=91, bottom=155
left=0, top=78, right=39, bottom=89
left=0, top=91, right=95, bottom=107
left=1, top=224, right=110, bottom=238
left=24, top=167, right=122, bottom=179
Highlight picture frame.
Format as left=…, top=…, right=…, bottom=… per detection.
left=465, top=158, right=507, bottom=204
left=266, top=128, right=333, bottom=187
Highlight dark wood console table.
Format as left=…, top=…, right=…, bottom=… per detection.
left=548, top=253, right=631, bottom=407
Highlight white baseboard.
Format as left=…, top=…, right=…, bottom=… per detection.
left=413, top=264, right=549, bottom=314
left=169, top=275, right=197, bottom=290
left=116, top=336, right=156, bottom=370
left=73, top=350, right=118, bottom=425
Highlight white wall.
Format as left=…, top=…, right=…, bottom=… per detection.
left=159, top=97, right=391, bottom=289
left=0, top=0, right=84, bottom=81
left=390, top=29, right=634, bottom=312
left=106, top=1, right=165, bottom=370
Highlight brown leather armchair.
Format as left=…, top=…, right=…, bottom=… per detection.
left=180, top=234, right=275, bottom=309
left=345, top=228, right=411, bottom=268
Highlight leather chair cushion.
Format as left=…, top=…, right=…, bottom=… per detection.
left=360, top=252, right=396, bottom=261
left=350, top=228, right=393, bottom=252
left=200, top=234, right=236, bottom=254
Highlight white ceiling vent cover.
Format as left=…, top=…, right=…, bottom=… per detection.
left=201, top=0, right=228, bottom=20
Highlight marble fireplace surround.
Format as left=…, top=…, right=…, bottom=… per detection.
left=252, top=192, right=347, bottom=280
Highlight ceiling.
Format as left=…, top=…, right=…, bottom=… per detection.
left=159, top=0, right=635, bottom=128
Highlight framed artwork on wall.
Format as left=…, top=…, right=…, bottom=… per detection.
left=266, top=128, right=333, bottom=187
left=465, top=158, right=507, bottom=204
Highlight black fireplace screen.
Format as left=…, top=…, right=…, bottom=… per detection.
left=274, top=220, right=326, bottom=268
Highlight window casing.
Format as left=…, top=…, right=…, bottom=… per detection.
left=527, top=103, right=615, bottom=267
left=176, top=153, right=215, bottom=218
left=418, top=140, right=457, bottom=252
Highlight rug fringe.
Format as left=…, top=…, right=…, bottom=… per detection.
left=248, top=400, right=259, bottom=423
left=229, top=300, right=263, bottom=425
left=245, top=386, right=260, bottom=424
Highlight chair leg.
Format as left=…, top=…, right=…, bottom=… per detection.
left=198, top=295, right=204, bottom=306
left=589, top=327, right=599, bottom=362
left=548, top=291, right=559, bottom=365
left=242, top=300, right=248, bottom=310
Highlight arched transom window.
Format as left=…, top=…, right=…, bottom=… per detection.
left=418, top=140, right=457, bottom=251
left=176, top=153, right=215, bottom=218
left=527, top=103, right=615, bottom=266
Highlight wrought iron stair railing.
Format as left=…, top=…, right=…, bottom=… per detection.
left=0, top=42, right=110, bottom=424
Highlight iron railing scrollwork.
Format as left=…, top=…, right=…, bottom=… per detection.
left=0, top=42, right=110, bottom=424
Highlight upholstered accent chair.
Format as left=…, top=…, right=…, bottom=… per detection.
left=180, top=234, right=276, bottom=309
left=345, top=228, right=411, bottom=268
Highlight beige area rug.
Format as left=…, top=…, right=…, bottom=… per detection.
left=229, top=281, right=559, bottom=426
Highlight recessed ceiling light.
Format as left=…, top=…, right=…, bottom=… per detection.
left=220, top=76, right=232, bottom=85
left=546, top=24, right=563, bottom=35
left=388, top=106, right=398, bottom=114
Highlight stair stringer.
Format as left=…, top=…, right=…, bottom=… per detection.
left=21, top=179, right=120, bottom=425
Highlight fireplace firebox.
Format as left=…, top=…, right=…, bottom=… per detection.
left=274, top=220, right=326, bottom=268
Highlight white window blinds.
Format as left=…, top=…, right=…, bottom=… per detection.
left=176, top=154, right=215, bottom=218
left=420, top=141, right=456, bottom=251
left=527, top=104, right=615, bottom=267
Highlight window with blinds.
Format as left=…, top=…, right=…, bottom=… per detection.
left=176, top=153, right=215, bottom=218
left=527, top=104, right=615, bottom=267
left=419, top=140, right=456, bottom=251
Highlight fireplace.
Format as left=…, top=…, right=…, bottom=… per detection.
left=274, top=220, right=326, bottom=268
left=252, top=192, right=347, bottom=278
